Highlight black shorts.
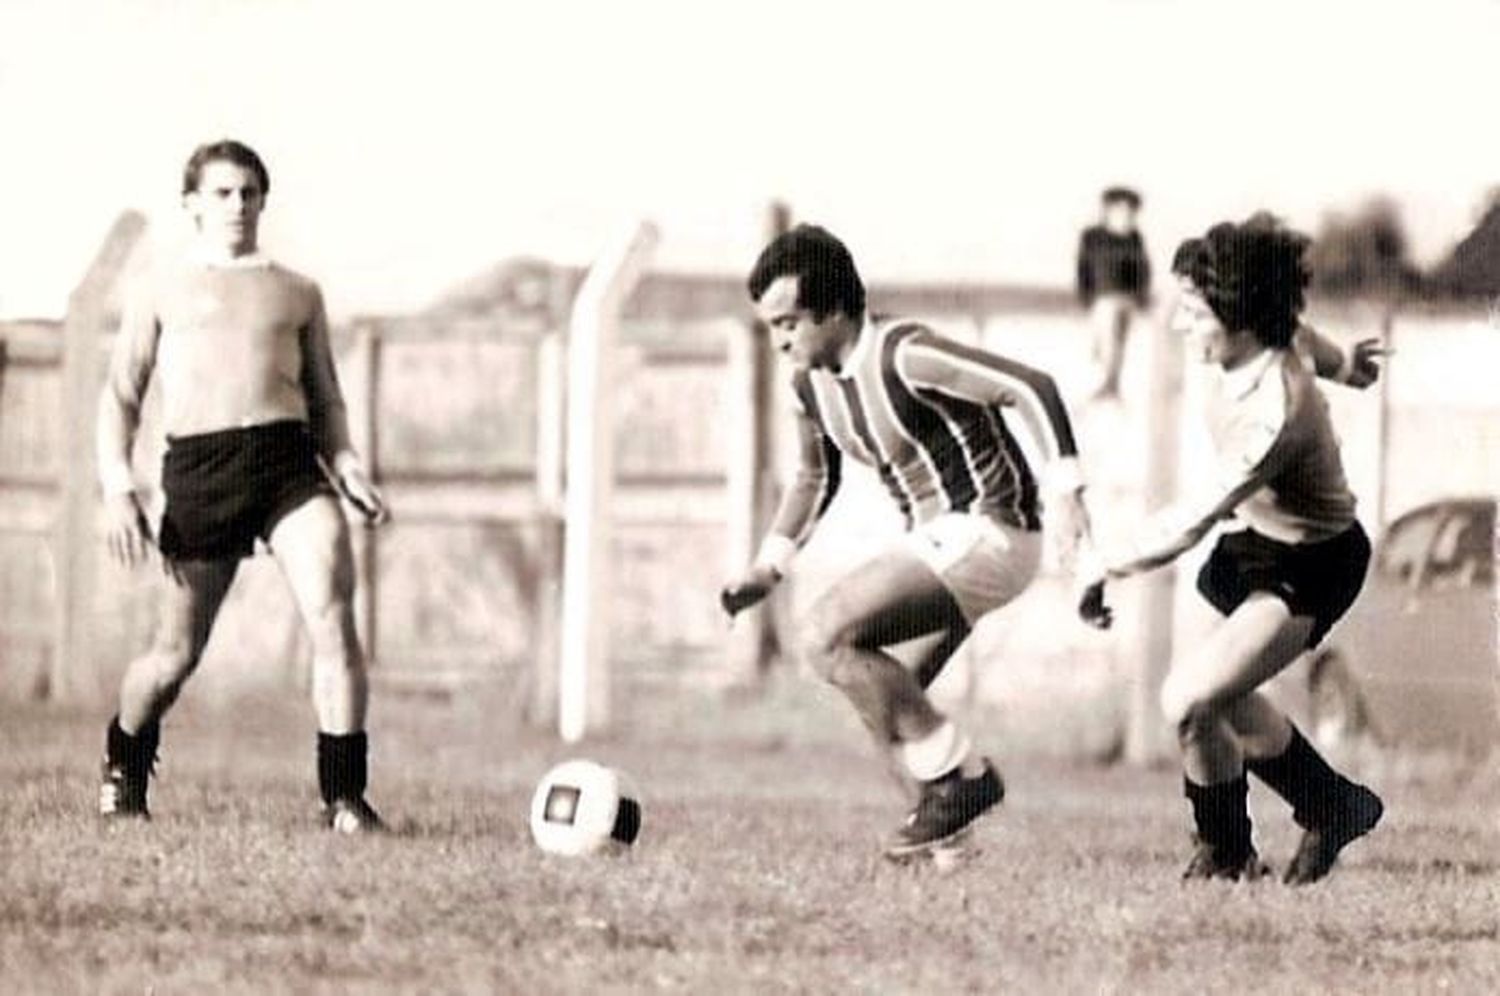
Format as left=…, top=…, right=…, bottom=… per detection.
left=1196, top=523, right=1371, bottom=648
left=158, top=420, right=335, bottom=561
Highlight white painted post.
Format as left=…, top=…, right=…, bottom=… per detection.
left=558, top=221, right=659, bottom=743
left=531, top=330, right=566, bottom=726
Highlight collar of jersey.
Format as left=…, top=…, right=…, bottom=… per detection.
left=835, top=314, right=877, bottom=376
left=1219, top=346, right=1280, bottom=400
left=189, top=246, right=273, bottom=269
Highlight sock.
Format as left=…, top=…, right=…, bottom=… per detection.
left=900, top=720, right=972, bottom=782
left=105, top=715, right=159, bottom=777
left=1184, top=775, right=1253, bottom=859
left=318, top=731, right=368, bottom=806
left=1246, top=727, right=1348, bottom=830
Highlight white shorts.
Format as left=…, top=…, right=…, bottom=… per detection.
left=899, top=513, right=1042, bottom=624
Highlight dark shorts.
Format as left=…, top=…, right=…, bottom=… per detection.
left=158, top=420, right=335, bottom=561
left=1196, top=523, right=1372, bottom=648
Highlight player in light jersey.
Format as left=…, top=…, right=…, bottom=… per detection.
left=1078, top=214, right=1389, bottom=883
left=97, top=140, right=387, bottom=831
left=722, top=225, right=1096, bottom=858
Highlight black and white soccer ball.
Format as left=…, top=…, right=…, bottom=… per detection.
left=528, top=759, right=642, bottom=856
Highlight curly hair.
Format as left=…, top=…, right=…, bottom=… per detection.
left=182, top=139, right=270, bottom=197
left=1171, top=213, right=1311, bottom=348
left=746, top=224, right=866, bottom=321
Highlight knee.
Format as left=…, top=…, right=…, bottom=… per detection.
left=798, top=610, right=858, bottom=686
left=144, top=634, right=199, bottom=689
left=1160, top=673, right=1221, bottom=742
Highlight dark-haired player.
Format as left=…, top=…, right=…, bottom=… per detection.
left=97, top=140, right=387, bottom=831
left=722, top=224, right=1097, bottom=858
left=1079, top=214, right=1389, bottom=883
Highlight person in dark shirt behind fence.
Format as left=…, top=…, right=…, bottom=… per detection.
left=1076, top=186, right=1152, bottom=400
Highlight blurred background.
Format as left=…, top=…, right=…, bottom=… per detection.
left=1, top=0, right=1495, bottom=765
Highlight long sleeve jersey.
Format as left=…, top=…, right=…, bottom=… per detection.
left=763, top=317, right=1081, bottom=558
left=97, top=253, right=353, bottom=492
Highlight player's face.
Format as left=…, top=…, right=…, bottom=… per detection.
left=1170, top=277, right=1231, bottom=365
left=754, top=275, right=851, bottom=371
left=185, top=160, right=265, bottom=255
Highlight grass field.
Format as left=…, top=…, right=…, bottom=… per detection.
left=1, top=684, right=1497, bottom=995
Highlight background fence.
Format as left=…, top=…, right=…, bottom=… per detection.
left=1, top=223, right=1496, bottom=755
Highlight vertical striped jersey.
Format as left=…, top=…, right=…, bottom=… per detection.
left=767, top=317, right=1080, bottom=547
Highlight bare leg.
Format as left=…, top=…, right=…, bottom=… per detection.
left=1090, top=297, right=1131, bottom=399
left=802, top=550, right=968, bottom=749
left=118, top=558, right=239, bottom=733
left=1160, top=593, right=1314, bottom=785
left=269, top=495, right=366, bottom=734
left=1224, top=691, right=1294, bottom=761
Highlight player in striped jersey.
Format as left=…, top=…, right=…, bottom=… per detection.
left=721, top=225, right=1097, bottom=858
left=1078, top=214, right=1389, bottom=883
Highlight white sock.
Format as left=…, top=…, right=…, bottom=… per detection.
left=901, top=720, right=972, bottom=782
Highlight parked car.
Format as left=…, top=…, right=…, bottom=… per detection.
left=1320, top=498, right=1498, bottom=753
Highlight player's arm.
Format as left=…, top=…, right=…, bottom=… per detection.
left=300, top=284, right=386, bottom=523
left=1076, top=231, right=1095, bottom=307
left=1089, top=406, right=1302, bottom=582
left=721, top=402, right=841, bottom=618
left=1134, top=234, right=1152, bottom=307
left=1294, top=323, right=1387, bottom=390
left=96, top=273, right=159, bottom=569
left=895, top=332, right=1093, bottom=562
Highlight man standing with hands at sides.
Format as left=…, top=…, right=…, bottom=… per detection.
left=1076, top=186, right=1152, bottom=401
left=97, top=139, right=388, bottom=832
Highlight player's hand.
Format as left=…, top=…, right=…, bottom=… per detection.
left=337, top=462, right=389, bottom=525
left=104, top=492, right=152, bottom=570
left=1077, top=579, right=1114, bottom=630
left=720, top=565, right=780, bottom=619
left=1345, top=338, right=1391, bottom=389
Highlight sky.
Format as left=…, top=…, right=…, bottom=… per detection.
left=2, top=0, right=1498, bottom=319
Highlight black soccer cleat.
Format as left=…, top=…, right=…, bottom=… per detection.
left=885, top=759, right=1004, bottom=859
left=1181, top=836, right=1269, bottom=882
left=99, top=760, right=151, bottom=822
left=324, top=796, right=386, bottom=834
left=1283, top=782, right=1384, bottom=886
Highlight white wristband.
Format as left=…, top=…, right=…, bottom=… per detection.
left=753, top=535, right=798, bottom=578
left=1042, top=456, right=1085, bottom=496
left=331, top=449, right=363, bottom=478
left=99, top=461, right=135, bottom=497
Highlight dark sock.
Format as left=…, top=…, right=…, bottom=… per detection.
left=317, top=731, right=368, bottom=806
left=105, top=715, right=160, bottom=777
left=1184, top=775, right=1253, bottom=859
left=1246, top=727, right=1348, bottom=830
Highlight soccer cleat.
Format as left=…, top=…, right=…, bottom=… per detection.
left=884, top=759, right=1004, bottom=859
left=1283, top=782, right=1384, bottom=886
left=1181, top=837, right=1269, bottom=881
left=324, top=796, right=386, bottom=834
left=99, top=760, right=151, bottom=822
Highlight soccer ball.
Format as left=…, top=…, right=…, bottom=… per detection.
left=528, top=759, right=642, bottom=856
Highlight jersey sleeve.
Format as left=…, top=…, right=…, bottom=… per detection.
left=754, top=376, right=842, bottom=573
left=95, top=270, right=160, bottom=495
left=895, top=330, right=1083, bottom=492
left=1076, top=231, right=1096, bottom=306
left=298, top=283, right=356, bottom=467
left=1101, top=390, right=1301, bottom=578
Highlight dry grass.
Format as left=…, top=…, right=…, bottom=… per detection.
left=1, top=686, right=1496, bottom=995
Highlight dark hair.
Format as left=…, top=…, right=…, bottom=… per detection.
left=746, top=224, right=866, bottom=321
left=1101, top=186, right=1142, bottom=209
left=1171, top=212, right=1311, bottom=348
left=182, top=139, right=270, bottom=196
